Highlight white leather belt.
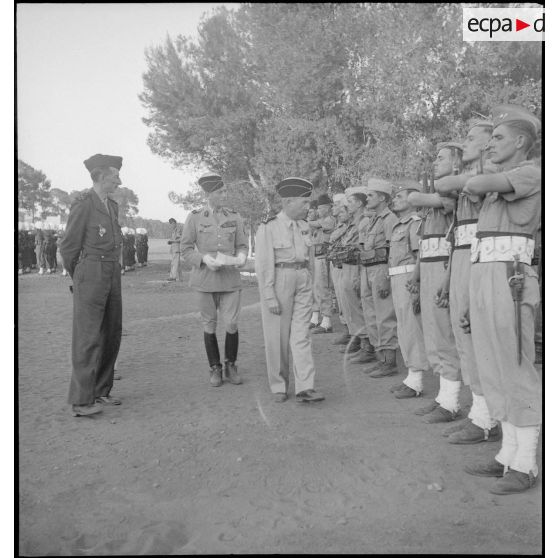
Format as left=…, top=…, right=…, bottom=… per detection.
left=388, top=264, right=416, bottom=276
left=419, top=236, right=451, bottom=259
left=454, top=223, right=478, bottom=247
left=471, top=235, right=534, bottom=265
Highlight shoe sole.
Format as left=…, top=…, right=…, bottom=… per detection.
left=463, top=468, right=504, bottom=478
left=449, top=436, right=501, bottom=445
left=72, top=409, right=103, bottom=417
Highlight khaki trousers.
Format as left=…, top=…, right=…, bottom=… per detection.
left=470, top=262, right=541, bottom=426
left=420, top=261, right=460, bottom=381
left=360, top=263, right=398, bottom=350
left=449, top=249, right=482, bottom=393
left=312, top=257, right=333, bottom=316
left=259, top=267, right=316, bottom=395
left=338, top=264, right=366, bottom=338
left=330, top=263, right=346, bottom=324
left=391, top=272, right=429, bottom=372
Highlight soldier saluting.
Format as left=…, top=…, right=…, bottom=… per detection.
left=462, top=104, right=542, bottom=495
left=60, top=154, right=124, bottom=416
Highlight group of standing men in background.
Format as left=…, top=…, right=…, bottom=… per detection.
left=18, top=222, right=67, bottom=276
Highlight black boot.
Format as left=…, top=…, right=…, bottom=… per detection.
left=204, top=332, right=222, bottom=386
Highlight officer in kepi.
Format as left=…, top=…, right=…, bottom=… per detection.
left=180, top=172, right=249, bottom=387
left=255, top=177, right=325, bottom=404
left=60, top=154, right=124, bottom=417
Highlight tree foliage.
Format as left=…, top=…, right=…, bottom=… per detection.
left=140, top=3, right=541, bottom=217
left=18, top=160, right=52, bottom=221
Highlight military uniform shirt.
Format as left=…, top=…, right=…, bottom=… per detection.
left=389, top=213, right=422, bottom=267
left=180, top=206, right=248, bottom=292
left=476, top=161, right=541, bottom=237
left=60, top=189, right=123, bottom=276
left=363, top=207, right=398, bottom=251
left=254, top=210, right=312, bottom=302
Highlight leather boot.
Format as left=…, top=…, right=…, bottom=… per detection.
left=368, top=349, right=397, bottom=377
left=209, top=364, right=223, bottom=387
left=224, top=361, right=242, bottom=385
left=349, top=338, right=376, bottom=363
left=340, top=336, right=361, bottom=354
left=331, top=325, right=351, bottom=345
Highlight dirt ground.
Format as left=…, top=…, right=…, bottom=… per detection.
left=18, top=239, right=542, bottom=555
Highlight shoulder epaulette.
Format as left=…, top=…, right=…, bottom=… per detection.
left=71, top=190, right=91, bottom=206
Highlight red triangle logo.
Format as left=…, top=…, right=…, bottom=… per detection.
left=516, top=19, right=530, bottom=31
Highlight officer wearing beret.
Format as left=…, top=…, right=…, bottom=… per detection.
left=357, top=178, right=399, bottom=371
left=386, top=180, right=429, bottom=397
left=180, top=172, right=248, bottom=387
left=309, top=193, right=336, bottom=333
left=436, top=122, right=501, bottom=444
left=60, top=153, right=124, bottom=416
left=462, top=104, right=542, bottom=494
left=255, top=177, right=325, bottom=403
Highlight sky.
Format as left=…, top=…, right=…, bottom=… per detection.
left=17, top=3, right=235, bottom=221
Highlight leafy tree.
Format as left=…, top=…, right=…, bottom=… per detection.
left=111, top=186, right=139, bottom=219
left=140, top=3, right=542, bottom=219
left=18, top=160, right=52, bottom=222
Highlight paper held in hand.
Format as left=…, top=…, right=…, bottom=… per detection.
left=215, top=252, right=241, bottom=266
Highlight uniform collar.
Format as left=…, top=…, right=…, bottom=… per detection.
left=377, top=206, right=392, bottom=218
left=278, top=210, right=296, bottom=227
left=91, top=188, right=110, bottom=214
left=398, top=212, right=418, bottom=224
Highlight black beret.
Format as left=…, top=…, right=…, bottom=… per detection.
left=198, top=172, right=224, bottom=193
left=317, top=194, right=332, bottom=206
left=276, top=177, right=313, bottom=198
left=84, top=154, right=123, bottom=172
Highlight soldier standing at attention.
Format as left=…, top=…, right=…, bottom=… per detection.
left=60, top=154, right=124, bottom=416
left=435, top=120, right=501, bottom=444
left=309, top=194, right=336, bottom=334
left=406, top=144, right=461, bottom=423
left=167, top=218, right=182, bottom=281
left=386, top=180, right=429, bottom=398
left=336, top=188, right=370, bottom=357
left=255, top=177, right=324, bottom=404
left=180, top=172, right=248, bottom=387
left=328, top=196, right=352, bottom=345
left=35, top=222, right=45, bottom=275
left=358, top=179, right=399, bottom=372
left=462, top=105, right=541, bottom=494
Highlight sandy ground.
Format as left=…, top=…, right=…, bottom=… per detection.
left=18, top=239, right=542, bottom=555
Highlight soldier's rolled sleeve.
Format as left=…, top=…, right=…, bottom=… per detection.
left=235, top=214, right=249, bottom=255
left=501, top=165, right=541, bottom=201
left=255, top=224, right=277, bottom=302
left=60, top=201, right=87, bottom=277
left=180, top=213, right=203, bottom=268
